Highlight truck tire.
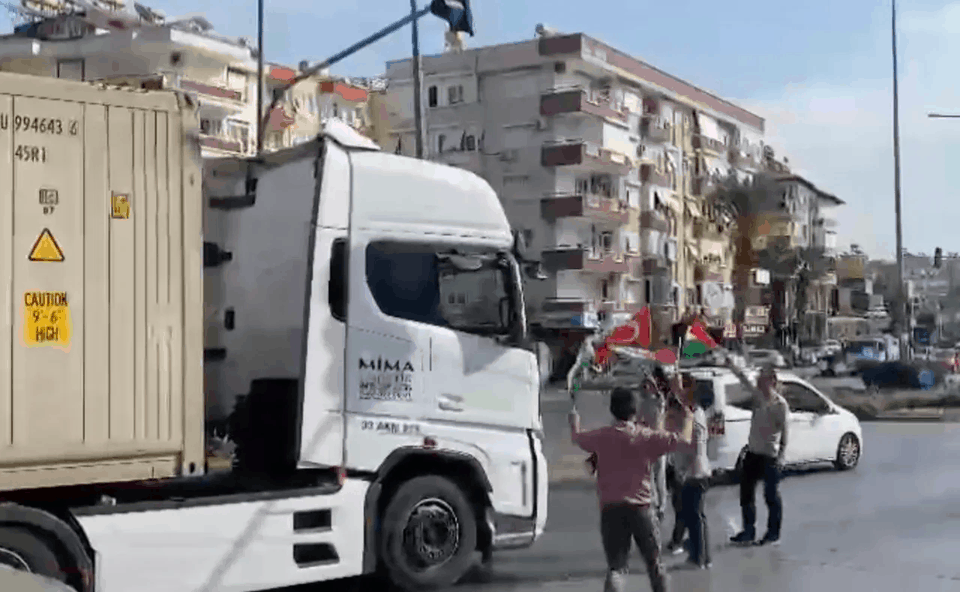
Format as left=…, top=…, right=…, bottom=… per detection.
left=0, top=525, right=67, bottom=585
left=379, top=475, right=478, bottom=591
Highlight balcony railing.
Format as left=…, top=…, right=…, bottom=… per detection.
left=639, top=210, right=669, bottom=233
left=541, top=247, right=631, bottom=274
left=641, top=117, right=672, bottom=143
left=637, top=257, right=670, bottom=277
left=694, top=264, right=724, bottom=283
left=199, top=134, right=245, bottom=154
left=541, top=141, right=632, bottom=175
left=730, top=148, right=760, bottom=169
left=691, top=175, right=719, bottom=196
left=540, top=192, right=631, bottom=224
left=179, top=79, right=245, bottom=103
left=692, top=133, right=727, bottom=155
left=540, top=88, right=628, bottom=123
left=639, top=163, right=671, bottom=188
left=538, top=298, right=600, bottom=329
left=693, top=218, right=725, bottom=240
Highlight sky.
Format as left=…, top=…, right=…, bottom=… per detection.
left=3, top=0, right=959, bottom=260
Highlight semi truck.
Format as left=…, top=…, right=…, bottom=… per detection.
left=0, top=71, right=547, bottom=592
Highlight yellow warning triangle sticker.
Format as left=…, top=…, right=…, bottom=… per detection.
left=28, top=228, right=65, bottom=262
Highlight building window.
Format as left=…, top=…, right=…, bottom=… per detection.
left=428, top=85, right=439, bottom=107
left=522, top=229, right=534, bottom=245
left=448, top=84, right=464, bottom=104
left=599, top=232, right=614, bottom=253
left=365, top=241, right=513, bottom=337
left=436, top=133, right=447, bottom=154
left=465, top=134, right=476, bottom=151
left=601, top=279, right=610, bottom=301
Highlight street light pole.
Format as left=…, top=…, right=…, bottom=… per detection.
left=892, top=0, right=908, bottom=360
left=410, top=0, right=426, bottom=159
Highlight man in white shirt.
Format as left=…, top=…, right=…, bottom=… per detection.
left=724, top=357, right=789, bottom=546
left=672, top=373, right=712, bottom=568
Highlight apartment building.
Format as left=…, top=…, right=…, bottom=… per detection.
left=382, top=31, right=766, bottom=341
left=0, top=0, right=381, bottom=157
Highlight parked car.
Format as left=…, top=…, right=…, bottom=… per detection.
left=747, top=349, right=788, bottom=369
left=685, top=368, right=864, bottom=477
left=860, top=361, right=938, bottom=391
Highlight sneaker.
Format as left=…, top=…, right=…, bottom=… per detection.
left=665, top=542, right=684, bottom=556
left=730, top=531, right=755, bottom=544
left=757, top=533, right=781, bottom=546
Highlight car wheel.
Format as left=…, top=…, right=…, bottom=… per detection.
left=379, top=476, right=478, bottom=591
left=834, top=433, right=861, bottom=471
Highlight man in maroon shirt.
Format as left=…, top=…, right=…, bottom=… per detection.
left=569, top=384, right=693, bottom=592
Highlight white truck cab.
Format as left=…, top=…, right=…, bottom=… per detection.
left=0, top=70, right=546, bottom=592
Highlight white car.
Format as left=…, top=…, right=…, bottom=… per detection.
left=747, top=349, right=788, bottom=369
left=686, top=368, right=863, bottom=476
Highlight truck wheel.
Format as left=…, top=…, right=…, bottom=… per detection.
left=380, top=475, right=478, bottom=591
left=0, top=525, right=67, bottom=584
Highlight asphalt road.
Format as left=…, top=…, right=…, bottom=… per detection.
left=450, top=421, right=960, bottom=592
left=309, top=382, right=960, bottom=592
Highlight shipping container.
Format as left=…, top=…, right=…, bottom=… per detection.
left=0, top=72, right=205, bottom=491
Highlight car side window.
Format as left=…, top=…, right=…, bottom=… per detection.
left=781, top=382, right=828, bottom=413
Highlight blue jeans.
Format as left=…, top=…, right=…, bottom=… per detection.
left=680, top=478, right=710, bottom=565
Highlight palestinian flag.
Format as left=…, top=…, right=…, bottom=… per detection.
left=681, top=317, right=720, bottom=358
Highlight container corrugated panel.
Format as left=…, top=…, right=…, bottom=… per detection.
left=0, top=72, right=205, bottom=491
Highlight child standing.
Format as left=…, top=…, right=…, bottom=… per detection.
left=673, top=374, right=713, bottom=569
left=569, top=386, right=693, bottom=592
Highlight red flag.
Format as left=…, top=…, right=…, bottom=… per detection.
left=605, top=308, right=653, bottom=347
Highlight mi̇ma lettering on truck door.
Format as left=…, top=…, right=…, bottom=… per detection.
left=0, top=71, right=547, bottom=592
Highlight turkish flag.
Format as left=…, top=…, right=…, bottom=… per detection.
left=606, top=307, right=653, bottom=348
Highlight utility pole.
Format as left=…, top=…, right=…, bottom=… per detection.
left=892, top=0, right=908, bottom=360
left=410, top=0, right=426, bottom=159
left=255, top=0, right=265, bottom=157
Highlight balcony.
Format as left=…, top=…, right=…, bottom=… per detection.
left=541, top=141, right=632, bottom=175
left=539, top=298, right=600, bottom=329
left=639, top=163, right=671, bottom=188
left=640, top=210, right=669, bottom=233
left=694, top=264, right=724, bottom=283
left=540, top=192, right=630, bottom=224
left=692, top=134, right=727, bottom=156
left=542, top=247, right=631, bottom=274
left=540, top=88, right=628, bottom=123
left=691, top=175, right=719, bottom=197
left=640, top=117, right=672, bottom=143
left=636, top=257, right=670, bottom=278
left=179, top=79, right=244, bottom=103
left=199, top=134, right=245, bottom=154
left=730, top=148, right=761, bottom=170
left=693, top=219, right=725, bottom=240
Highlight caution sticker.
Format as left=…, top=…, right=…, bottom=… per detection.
left=28, top=228, right=64, bottom=262
left=111, top=192, right=130, bottom=219
left=23, top=291, right=71, bottom=349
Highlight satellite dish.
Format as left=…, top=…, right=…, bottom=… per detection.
left=133, top=2, right=163, bottom=23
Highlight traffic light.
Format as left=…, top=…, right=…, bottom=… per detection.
left=430, top=0, right=474, bottom=35
left=935, top=247, right=943, bottom=269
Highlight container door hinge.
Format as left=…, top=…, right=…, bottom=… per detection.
left=205, top=348, right=227, bottom=362
left=204, top=242, right=234, bottom=268
left=209, top=178, right=257, bottom=210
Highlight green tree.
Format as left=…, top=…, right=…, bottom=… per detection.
left=707, top=173, right=831, bottom=346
